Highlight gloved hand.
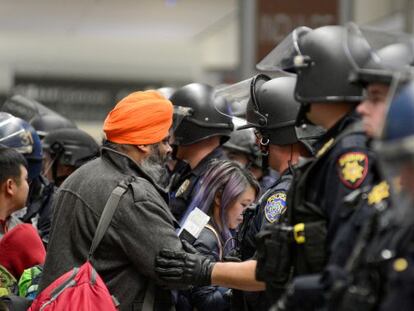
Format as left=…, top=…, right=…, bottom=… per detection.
left=155, top=240, right=215, bottom=287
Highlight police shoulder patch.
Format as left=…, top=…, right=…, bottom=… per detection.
left=338, top=152, right=369, bottom=189
left=264, top=192, right=287, bottom=224
left=175, top=179, right=190, bottom=198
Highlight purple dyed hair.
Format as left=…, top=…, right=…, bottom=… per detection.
left=186, top=159, right=260, bottom=255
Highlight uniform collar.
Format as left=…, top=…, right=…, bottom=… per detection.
left=314, top=109, right=361, bottom=151
left=192, top=147, right=226, bottom=177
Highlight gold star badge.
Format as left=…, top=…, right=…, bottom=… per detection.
left=368, top=181, right=390, bottom=205
left=342, top=161, right=364, bottom=183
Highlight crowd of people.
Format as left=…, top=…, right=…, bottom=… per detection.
left=0, top=23, right=414, bottom=311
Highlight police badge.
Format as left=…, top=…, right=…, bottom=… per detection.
left=175, top=179, right=190, bottom=198
left=264, top=192, right=287, bottom=223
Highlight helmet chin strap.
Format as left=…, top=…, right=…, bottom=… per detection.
left=259, top=136, right=270, bottom=172
left=43, top=149, right=64, bottom=185
left=288, top=144, right=295, bottom=175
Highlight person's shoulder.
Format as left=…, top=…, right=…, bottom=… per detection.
left=129, top=177, right=165, bottom=202
left=193, top=227, right=221, bottom=259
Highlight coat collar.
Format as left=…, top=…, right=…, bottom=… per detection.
left=101, top=147, right=168, bottom=195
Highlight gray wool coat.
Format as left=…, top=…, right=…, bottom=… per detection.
left=39, top=147, right=182, bottom=311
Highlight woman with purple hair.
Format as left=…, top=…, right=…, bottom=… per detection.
left=178, top=159, right=260, bottom=311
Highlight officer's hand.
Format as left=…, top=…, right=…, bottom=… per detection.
left=155, top=241, right=215, bottom=287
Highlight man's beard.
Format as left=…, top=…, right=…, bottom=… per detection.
left=140, top=144, right=170, bottom=188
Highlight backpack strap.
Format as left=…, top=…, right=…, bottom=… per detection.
left=88, top=178, right=133, bottom=260
left=205, top=224, right=224, bottom=260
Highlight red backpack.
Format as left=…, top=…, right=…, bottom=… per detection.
left=28, top=180, right=133, bottom=311
left=28, top=262, right=117, bottom=311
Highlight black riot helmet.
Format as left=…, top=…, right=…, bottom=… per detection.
left=345, top=24, right=414, bottom=86
left=170, top=83, right=234, bottom=146
left=248, top=75, right=324, bottom=151
left=257, top=25, right=371, bottom=104
left=31, top=114, right=76, bottom=139
left=244, top=75, right=299, bottom=145
left=1, top=95, right=76, bottom=138
left=43, top=128, right=99, bottom=170
left=223, top=128, right=259, bottom=158
left=216, top=74, right=324, bottom=153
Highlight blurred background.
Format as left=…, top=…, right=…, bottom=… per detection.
left=0, top=0, right=413, bottom=139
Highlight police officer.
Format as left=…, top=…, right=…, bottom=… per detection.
left=0, top=112, right=53, bottom=240
left=168, top=83, right=234, bottom=223
left=42, top=128, right=100, bottom=187
left=375, top=78, right=414, bottom=311
left=256, top=26, right=377, bottom=283
left=326, top=27, right=414, bottom=311
left=232, top=75, right=323, bottom=310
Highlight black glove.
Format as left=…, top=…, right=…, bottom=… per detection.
left=155, top=240, right=215, bottom=287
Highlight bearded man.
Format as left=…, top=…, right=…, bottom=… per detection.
left=39, top=91, right=185, bottom=311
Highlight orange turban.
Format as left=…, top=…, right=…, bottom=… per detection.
left=103, top=90, right=173, bottom=145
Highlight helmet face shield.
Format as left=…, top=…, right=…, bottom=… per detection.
left=256, top=26, right=312, bottom=72
left=213, top=78, right=251, bottom=124
left=0, top=112, right=43, bottom=181
left=170, top=83, right=234, bottom=146
left=345, top=23, right=414, bottom=85
left=213, top=74, right=272, bottom=130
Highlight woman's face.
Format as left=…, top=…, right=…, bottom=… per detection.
left=226, top=185, right=257, bottom=230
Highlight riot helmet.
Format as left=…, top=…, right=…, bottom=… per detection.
left=170, top=83, right=234, bottom=146
left=1, top=94, right=76, bottom=138
left=223, top=128, right=260, bottom=167
left=215, top=75, right=324, bottom=153
left=42, top=128, right=99, bottom=184
left=0, top=112, right=43, bottom=181
left=345, top=23, right=414, bottom=86
left=43, top=128, right=99, bottom=168
left=31, top=114, right=76, bottom=139
left=257, top=25, right=371, bottom=104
